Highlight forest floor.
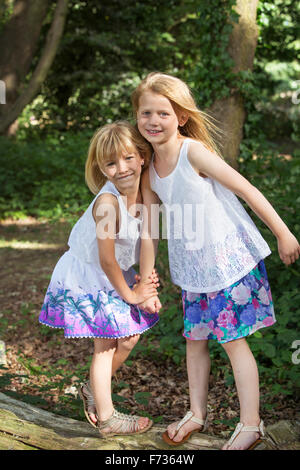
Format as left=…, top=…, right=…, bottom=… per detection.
left=0, top=217, right=298, bottom=439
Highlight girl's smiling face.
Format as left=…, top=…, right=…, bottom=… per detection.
left=102, top=149, right=144, bottom=193
left=137, top=91, right=185, bottom=144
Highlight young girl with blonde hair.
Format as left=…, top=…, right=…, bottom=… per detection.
left=39, top=121, right=160, bottom=436
left=132, top=72, right=300, bottom=449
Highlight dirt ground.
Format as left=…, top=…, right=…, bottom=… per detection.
left=0, top=218, right=298, bottom=437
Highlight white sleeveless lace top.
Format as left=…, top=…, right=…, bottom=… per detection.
left=68, top=181, right=142, bottom=272
left=149, top=138, right=271, bottom=292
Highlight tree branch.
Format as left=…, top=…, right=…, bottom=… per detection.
left=0, top=0, right=69, bottom=134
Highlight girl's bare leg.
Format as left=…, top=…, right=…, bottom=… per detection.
left=89, top=334, right=149, bottom=429
left=112, top=334, right=140, bottom=374
left=90, top=338, right=116, bottom=421
left=221, top=337, right=260, bottom=450
left=166, top=339, right=210, bottom=442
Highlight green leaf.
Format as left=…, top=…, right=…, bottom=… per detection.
left=112, top=393, right=127, bottom=403
left=263, top=343, right=276, bottom=358
left=253, top=331, right=263, bottom=338
left=134, top=391, right=151, bottom=405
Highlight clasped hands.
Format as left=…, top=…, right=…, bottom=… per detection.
left=132, top=269, right=162, bottom=314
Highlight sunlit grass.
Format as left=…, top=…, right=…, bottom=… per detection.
left=0, top=238, right=64, bottom=250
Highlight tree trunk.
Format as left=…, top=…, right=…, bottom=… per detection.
left=0, top=0, right=50, bottom=108
left=0, top=392, right=288, bottom=450
left=0, top=0, right=69, bottom=135
left=208, top=0, right=259, bottom=168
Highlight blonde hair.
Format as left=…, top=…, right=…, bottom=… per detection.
left=131, top=72, right=222, bottom=155
left=85, top=120, right=152, bottom=194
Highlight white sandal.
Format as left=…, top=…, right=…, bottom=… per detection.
left=162, top=410, right=207, bottom=446
left=225, top=420, right=265, bottom=450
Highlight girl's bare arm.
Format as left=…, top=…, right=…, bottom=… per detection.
left=139, top=169, right=162, bottom=313
left=139, top=169, right=161, bottom=280
left=188, top=141, right=300, bottom=265
left=94, top=194, right=157, bottom=304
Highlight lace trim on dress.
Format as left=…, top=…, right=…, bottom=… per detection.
left=169, top=226, right=271, bottom=292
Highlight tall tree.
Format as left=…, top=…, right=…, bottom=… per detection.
left=0, top=0, right=69, bottom=135
left=209, top=0, right=259, bottom=167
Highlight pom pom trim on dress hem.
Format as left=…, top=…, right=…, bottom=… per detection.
left=38, top=318, right=159, bottom=339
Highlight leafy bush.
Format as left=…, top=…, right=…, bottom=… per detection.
left=238, top=148, right=300, bottom=396
left=0, top=132, right=92, bottom=221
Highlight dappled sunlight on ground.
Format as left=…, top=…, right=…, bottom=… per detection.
left=0, top=217, right=298, bottom=435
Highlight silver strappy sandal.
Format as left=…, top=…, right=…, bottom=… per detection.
left=98, top=408, right=153, bottom=438
left=78, top=381, right=98, bottom=428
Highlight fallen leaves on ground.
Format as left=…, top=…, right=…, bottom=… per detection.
left=0, top=219, right=298, bottom=437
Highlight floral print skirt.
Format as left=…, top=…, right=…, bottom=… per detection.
left=39, top=251, right=159, bottom=339
left=182, top=260, right=276, bottom=343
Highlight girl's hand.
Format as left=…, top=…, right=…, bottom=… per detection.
left=130, top=279, right=158, bottom=305
left=277, top=232, right=300, bottom=265
left=138, top=295, right=162, bottom=314
left=134, top=268, right=160, bottom=288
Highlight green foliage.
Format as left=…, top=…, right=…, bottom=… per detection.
left=256, top=0, right=299, bottom=63
left=0, top=132, right=92, bottom=220
left=0, top=0, right=299, bottom=409
left=190, top=0, right=239, bottom=107
left=237, top=150, right=300, bottom=397
left=240, top=1, right=300, bottom=148
left=23, top=0, right=203, bottom=133
left=10, top=0, right=297, bottom=155
left=0, top=0, right=13, bottom=33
